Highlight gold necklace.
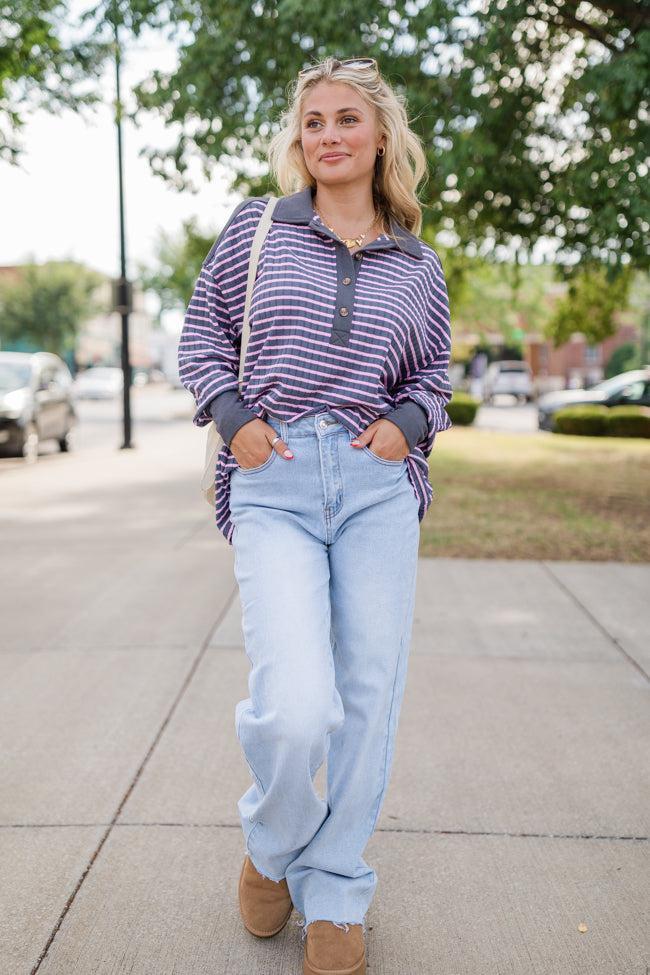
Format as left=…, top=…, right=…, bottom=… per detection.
left=313, top=202, right=380, bottom=250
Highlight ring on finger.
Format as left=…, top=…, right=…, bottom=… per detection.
left=270, top=435, right=281, bottom=446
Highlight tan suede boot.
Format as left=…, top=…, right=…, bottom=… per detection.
left=237, top=854, right=293, bottom=937
left=303, top=920, right=366, bottom=975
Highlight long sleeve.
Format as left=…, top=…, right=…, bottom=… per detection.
left=208, top=388, right=257, bottom=446
left=177, top=198, right=264, bottom=432
left=382, top=399, right=429, bottom=451
left=388, top=250, right=453, bottom=456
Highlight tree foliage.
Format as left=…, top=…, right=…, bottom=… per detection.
left=128, top=0, right=649, bottom=279
left=4, top=1, right=648, bottom=346
left=546, top=261, right=635, bottom=344
left=605, top=340, right=641, bottom=376
left=0, top=260, right=104, bottom=354
left=0, top=0, right=169, bottom=163
left=139, top=217, right=216, bottom=309
left=0, top=0, right=112, bottom=163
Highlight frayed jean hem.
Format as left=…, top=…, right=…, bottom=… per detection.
left=295, top=915, right=367, bottom=943
left=245, top=848, right=286, bottom=884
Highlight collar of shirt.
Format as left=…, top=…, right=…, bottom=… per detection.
left=271, top=185, right=423, bottom=260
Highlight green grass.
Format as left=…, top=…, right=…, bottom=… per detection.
left=420, top=427, right=650, bottom=561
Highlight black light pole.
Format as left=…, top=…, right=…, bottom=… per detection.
left=113, top=1, right=133, bottom=449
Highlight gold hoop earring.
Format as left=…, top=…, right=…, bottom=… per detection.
left=377, top=146, right=385, bottom=156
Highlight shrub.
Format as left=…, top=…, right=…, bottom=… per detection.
left=605, top=406, right=650, bottom=438
left=604, top=342, right=640, bottom=378
left=553, top=405, right=609, bottom=436
left=446, top=392, right=479, bottom=426
left=553, top=404, right=650, bottom=437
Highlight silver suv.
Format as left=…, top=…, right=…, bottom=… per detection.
left=0, top=351, right=77, bottom=459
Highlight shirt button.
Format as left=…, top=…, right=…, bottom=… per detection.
left=342, top=276, right=351, bottom=285
left=354, top=253, right=362, bottom=260
left=340, top=307, right=349, bottom=316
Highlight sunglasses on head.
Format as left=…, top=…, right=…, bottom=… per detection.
left=298, top=57, right=378, bottom=77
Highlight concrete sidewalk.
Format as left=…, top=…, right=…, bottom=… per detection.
left=1, top=413, right=648, bottom=975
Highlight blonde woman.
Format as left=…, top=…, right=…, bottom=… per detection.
left=179, top=55, right=453, bottom=975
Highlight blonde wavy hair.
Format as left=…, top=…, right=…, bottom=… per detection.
left=267, top=56, right=429, bottom=242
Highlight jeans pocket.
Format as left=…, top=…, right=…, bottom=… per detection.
left=362, top=445, right=405, bottom=466
left=347, top=428, right=405, bottom=466
left=235, top=447, right=278, bottom=475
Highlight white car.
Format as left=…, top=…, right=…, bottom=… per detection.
left=482, top=360, right=534, bottom=404
left=72, top=367, right=124, bottom=400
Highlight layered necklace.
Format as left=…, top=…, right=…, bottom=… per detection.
left=313, top=201, right=383, bottom=251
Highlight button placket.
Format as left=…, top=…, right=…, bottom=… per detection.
left=330, top=242, right=358, bottom=347
left=309, top=216, right=361, bottom=348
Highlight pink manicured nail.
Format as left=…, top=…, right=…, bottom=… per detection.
left=350, top=440, right=360, bottom=446
left=284, top=450, right=293, bottom=458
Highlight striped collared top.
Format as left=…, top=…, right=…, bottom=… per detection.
left=178, top=185, right=453, bottom=544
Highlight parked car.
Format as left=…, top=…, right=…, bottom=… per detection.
left=72, top=366, right=123, bottom=399
left=0, top=351, right=76, bottom=459
left=482, top=360, right=534, bottom=404
left=537, top=367, right=650, bottom=431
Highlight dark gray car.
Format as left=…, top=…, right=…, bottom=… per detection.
left=537, top=367, right=650, bottom=431
left=0, top=351, right=77, bottom=459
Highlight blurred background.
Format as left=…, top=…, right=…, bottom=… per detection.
left=1, top=0, right=649, bottom=560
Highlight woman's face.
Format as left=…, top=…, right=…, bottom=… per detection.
left=300, top=81, right=384, bottom=187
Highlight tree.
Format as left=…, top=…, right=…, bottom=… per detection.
left=0, top=0, right=111, bottom=164
left=0, top=0, right=165, bottom=164
left=546, top=263, right=635, bottom=344
left=0, top=260, right=104, bottom=354
left=128, top=0, right=649, bottom=278
left=605, top=341, right=641, bottom=377
left=139, top=218, right=216, bottom=310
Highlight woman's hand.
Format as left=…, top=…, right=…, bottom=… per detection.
left=350, top=418, right=410, bottom=461
left=230, top=418, right=293, bottom=468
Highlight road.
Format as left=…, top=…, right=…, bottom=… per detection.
left=0, top=384, right=195, bottom=470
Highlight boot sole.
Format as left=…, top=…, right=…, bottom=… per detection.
left=303, top=950, right=366, bottom=975
left=238, top=857, right=293, bottom=938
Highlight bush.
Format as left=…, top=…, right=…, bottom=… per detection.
left=553, top=404, right=650, bottom=437
left=604, top=342, right=640, bottom=378
left=606, top=406, right=650, bottom=438
left=446, top=392, right=480, bottom=426
left=554, top=405, right=609, bottom=436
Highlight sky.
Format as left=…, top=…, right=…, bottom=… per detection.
left=0, top=23, right=243, bottom=291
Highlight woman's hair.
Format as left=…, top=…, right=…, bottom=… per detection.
left=267, top=56, right=429, bottom=241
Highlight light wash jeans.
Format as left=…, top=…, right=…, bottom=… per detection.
left=229, top=409, right=420, bottom=939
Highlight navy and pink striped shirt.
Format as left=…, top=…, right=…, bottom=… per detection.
left=178, top=185, right=453, bottom=544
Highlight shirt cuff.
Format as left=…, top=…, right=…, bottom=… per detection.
left=208, top=389, right=258, bottom=446
left=382, top=399, right=429, bottom=451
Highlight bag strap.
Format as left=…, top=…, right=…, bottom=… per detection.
left=238, top=195, right=280, bottom=389
left=202, top=195, right=280, bottom=507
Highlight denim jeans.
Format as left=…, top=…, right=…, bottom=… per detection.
left=229, top=409, right=420, bottom=937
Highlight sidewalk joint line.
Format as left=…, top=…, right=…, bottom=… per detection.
left=9, top=821, right=647, bottom=842
left=540, top=562, right=649, bottom=684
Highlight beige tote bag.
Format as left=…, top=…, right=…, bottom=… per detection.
left=201, top=195, right=279, bottom=506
